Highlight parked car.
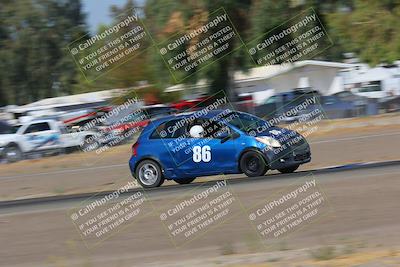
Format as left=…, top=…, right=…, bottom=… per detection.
left=129, top=110, right=311, bottom=188
left=256, top=88, right=379, bottom=121
left=255, top=88, right=322, bottom=122
left=332, top=91, right=369, bottom=105
left=170, top=96, right=210, bottom=111
left=0, top=119, right=96, bottom=163
left=331, top=91, right=379, bottom=116
left=320, top=95, right=356, bottom=119
left=380, top=95, right=400, bottom=112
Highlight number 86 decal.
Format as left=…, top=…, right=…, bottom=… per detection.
left=192, top=145, right=211, bottom=162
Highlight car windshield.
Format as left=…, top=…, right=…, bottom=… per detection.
left=265, top=96, right=277, bottom=104
left=223, top=112, right=269, bottom=134
left=0, top=122, right=20, bottom=134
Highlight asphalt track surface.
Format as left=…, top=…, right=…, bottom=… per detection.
left=0, top=122, right=399, bottom=266
left=0, top=162, right=399, bottom=266
left=0, top=160, right=398, bottom=213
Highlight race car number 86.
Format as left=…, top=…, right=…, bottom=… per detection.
left=193, top=145, right=211, bottom=162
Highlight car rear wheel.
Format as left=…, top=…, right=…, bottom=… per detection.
left=278, top=165, right=299, bottom=173
left=4, top=145, right=23, bottom=163
left=135, top=160, right=164, bottom=188
left=240, top=151, right=268, bottom=177
left=174, top=177, right=196, bottom=185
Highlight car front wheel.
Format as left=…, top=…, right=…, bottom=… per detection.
left=135, top=160, right=165, bottom=188
left=4, top=145, right=23, bottom=163
left=81, top=136, right=99, bottom=152
left=240, top=151, right=268, bottom=177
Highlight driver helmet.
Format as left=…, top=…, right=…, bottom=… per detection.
left=189, top=125, right=204, bottom=138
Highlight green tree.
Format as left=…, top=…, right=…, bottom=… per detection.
left=0, top=0, right=87, bottom=105
left=328, top=0, right=400, bottom=65
left=144, top=0, right=253, bottom=100
left=74, top=0, right=151, bottom=94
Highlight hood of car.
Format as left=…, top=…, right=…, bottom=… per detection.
left=250, top=126, right=295, bottom=138
left=0, top=134, right=18, bottom=145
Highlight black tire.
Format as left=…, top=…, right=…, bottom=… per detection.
left=135, top=160, right=165, bottom=188
left=4, top=145, right=23, bottom=163
left=278, top=165, right=299, bottom=174
left=240, top=150, right=268, bottom=177
left=174, top=177, right=196, bottom=185
left=81, top=136, right=99, bottom=152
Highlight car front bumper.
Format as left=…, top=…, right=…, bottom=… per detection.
left=262, top=140, right=311, bottom=170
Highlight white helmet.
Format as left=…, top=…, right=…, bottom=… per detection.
left=189, top=125, right=205, bottom=138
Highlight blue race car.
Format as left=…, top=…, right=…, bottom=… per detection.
left=129, top=110, right=311, bottom=188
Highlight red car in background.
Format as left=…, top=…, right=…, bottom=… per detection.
left=63, top=105, right=177, bottom=146
left=170, top=95, right=211, bottom=111
left=63, top=106, right=112, bottom=127
left=101, top=105, right=178, bottom=137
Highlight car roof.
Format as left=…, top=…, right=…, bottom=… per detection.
left=140, top=109, right=236, bottom=138
left=143, top=109, right=234, bottom=129
left=161, top=109, right=232, bottom=121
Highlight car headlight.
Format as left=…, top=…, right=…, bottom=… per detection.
left=255, top=136, right=282, bottom=148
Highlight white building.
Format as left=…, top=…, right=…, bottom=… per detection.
left=234, top=60, right=354, bottom=95
left=165, top=60, right=355, bottom=102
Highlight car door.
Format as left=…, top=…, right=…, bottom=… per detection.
left=174, top=118, right=239, bottom=176
left=58, top=123, right=80, bottom=148
left=21, top=122, right=60, bottom=151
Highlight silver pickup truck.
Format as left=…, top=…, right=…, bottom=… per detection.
left=0, top=119, right=96, bottom=163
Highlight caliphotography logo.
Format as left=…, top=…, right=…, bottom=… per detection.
left=68, top=180, right=154, bottom=249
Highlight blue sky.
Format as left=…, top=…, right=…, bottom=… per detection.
left=82, top=0, right=145, bottom=33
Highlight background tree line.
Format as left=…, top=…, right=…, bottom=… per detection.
left=1, top=0, right=399, bottom=106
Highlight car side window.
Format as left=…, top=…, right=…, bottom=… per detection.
left=23, top=122, right=51, bottom=134
left=265, top=96, right=276, bottom=104
left=206, top=120, right=231, bottom=139
left=150, top=120, right=186, bottom=139
left=188, top=119, right=231, bottom=139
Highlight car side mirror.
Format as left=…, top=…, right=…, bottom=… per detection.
left=218, top=133, right=229, bottom=143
